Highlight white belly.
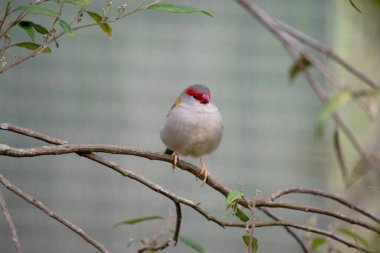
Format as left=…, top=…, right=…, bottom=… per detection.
left=160, top=105, right=223, bottom=157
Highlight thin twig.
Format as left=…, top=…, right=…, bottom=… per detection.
left=1, top=122, right=379, bottom=253
left=261, top=201, right=380, bottom=234
left=0, top=122, right=232, bottom=198
left=247, top=190, right=260, bottom=253
left=1, top=139, right=379, bottom=233
left=138, top=202, right=181, bottom=253
left=259, top=207, right=309, bottom=253
left=0, top=0, right=158, bottom=74
left=0, top=174, right=109, bottom=253
left=269, top=187, right=380, bottom=224
left=276, top=21, right=378, bottom=89
left=0, top=189, right=23, bottom=253
left=253, top=221, right=373, bottom=253
left=236, top=0, right=376, bottom=174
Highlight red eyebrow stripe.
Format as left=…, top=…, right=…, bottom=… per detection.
left=186, top=88, right=198, bottom=96
left=186, top=88, right=211, bottom=102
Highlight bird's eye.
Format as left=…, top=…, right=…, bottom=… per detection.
left=192, top=95, right=197, bottom=99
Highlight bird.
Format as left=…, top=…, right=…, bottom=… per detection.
left=160, top=84, right=224, bottom=185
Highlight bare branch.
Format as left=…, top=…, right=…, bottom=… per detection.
left=1, top=122, right=379, bottom=253
left=247, top=190, right=260, bottom=253
left=0, top=142, right=378, bottom=233
left=253, top=221, right=373, bottom=253
left=259, top=207, right=309, bottom=253
left=0, top=174, right=109, bottom=253
left=0, top=123, right=67, bottom=144
left=261, top=201, right=380, bottom=234
left=269, top=187, right=380, bottom=224
left=0, top=122, right=232, bottom=199
left=236, top=0, right=378, bottom=175
left=276, top=21, right=378, bottom=89
left=138, top=202, right=181, bottom=253
left=0, top=189, right=23, bottom=253
left=1, top=127, right=380, bottom=234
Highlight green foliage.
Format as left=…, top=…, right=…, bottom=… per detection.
left=242, top=235, right=258, bottom=252
left=337, top=227, right=369, bottom=247
left=309, top=237, right=326, bottom=251
left=148, top=3, right=213, bottom=17
left=2, top=0, right=211, bottom=74
left=113, top=215, right=164, bottom=227
left=14, top=42, right=52, bottom=53
left=226, top=190, right=243, bottom=209
left=315, top=91, right=351, bottom=136
left=289, top=55, right=311, bottom=81
left=178, top=234, right=205, bottom=253
left=86, top=11, right=112, bottom=38
left=236, top=208, right=250, bottom=222
left=49, top=0, right=92, bottom=7
left=14, top=5, right=58, bottom=17
left=18, top=21, right=35, bottom=42
left=59, top=20, right=74, bottom=38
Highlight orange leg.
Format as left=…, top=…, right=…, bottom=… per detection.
left=198, top=158, right=208, bottom=186
left=171, top=152, right=180, bottom=170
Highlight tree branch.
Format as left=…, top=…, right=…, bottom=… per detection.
left=0, top=173, right=109, bottom=253
left=259, top=207, right=309, bottom=253
left=0, top=142, right=378, bottom=233
left=1, top=122, right=379, bottom=253
left=137, top=202, right=181, bottom=253
left=0, top=189, right=23, bottom=253
left=269, top=187, right=380, bottom=223
left=276, top=20, right=378, bottom=89
left=236, top=0, right=379, bottom=175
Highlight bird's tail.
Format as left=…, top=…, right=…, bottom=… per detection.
left=164, top=148, right=174, bottom=155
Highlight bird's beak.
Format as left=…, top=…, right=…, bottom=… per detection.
left=200, top=93, right=210, bottom=104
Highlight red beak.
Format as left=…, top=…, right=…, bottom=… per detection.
left=200, top=93, right=210, bottom=104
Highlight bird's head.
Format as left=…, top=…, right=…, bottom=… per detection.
left=174, top=84, right=212, bottom=109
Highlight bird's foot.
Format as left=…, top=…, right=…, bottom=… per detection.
left=171, top=152, right=180, bottom=170
left=198, top=158, right=208, bottom=186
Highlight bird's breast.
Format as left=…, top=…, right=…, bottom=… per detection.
left=160, top=105, right=223, bottom=158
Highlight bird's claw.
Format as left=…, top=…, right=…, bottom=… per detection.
left=171, top=152, right=180, bottom=170
left=198, top=159, right=208, bottom=186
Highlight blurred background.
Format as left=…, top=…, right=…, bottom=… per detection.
left=1, top=0, right=379, bottom=252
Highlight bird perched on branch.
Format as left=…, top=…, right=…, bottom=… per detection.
left=160, top=84, right=224, bottom=185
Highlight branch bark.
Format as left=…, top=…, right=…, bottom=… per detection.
left=236, top=0, right=379, bottom=175
left=0, top=189, right=23, bottom=253
left=1, top=122, right=379, bottom=253
left=0, top=174, right=109, bottom=253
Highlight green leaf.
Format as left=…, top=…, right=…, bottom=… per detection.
left=49, top=0, right=92, bottom=7
left=14, top=5, right=58, bottom=17
left=126, top=238, right=145, bottom=248
left=147, top=3, right=213, bottom=17
left=315, top=91, right=351, bottom=136
left=14, top=42, right=52, bottom=53
left=178, top=234, right=205, bottom=253
left=337, top=227, right=369, bottom=247
left=59, top=19, right=74, bottom=38
left=242, top=235, right=258, bottom=253
left=236, top=208, right=250, bottom=222
left=333, top=128, right=348, bottom=183
left=226, top=190, right=243, bottom=209
left=289, top=55, right=311, bottom=81
left=113, top=216, right=164, bottom=227
left=19, top=21, right=49, bottom=36
left=18, top=21, right=35, bottom=42
left=347, top=154, right=380, bottom=188
left=86, top=11, right=112, bottom=38
left=349, top=0, right=362, bottom=13
left=30, top=22, right=49, bottom=35
left=309, top=237, right=326, bottom=251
